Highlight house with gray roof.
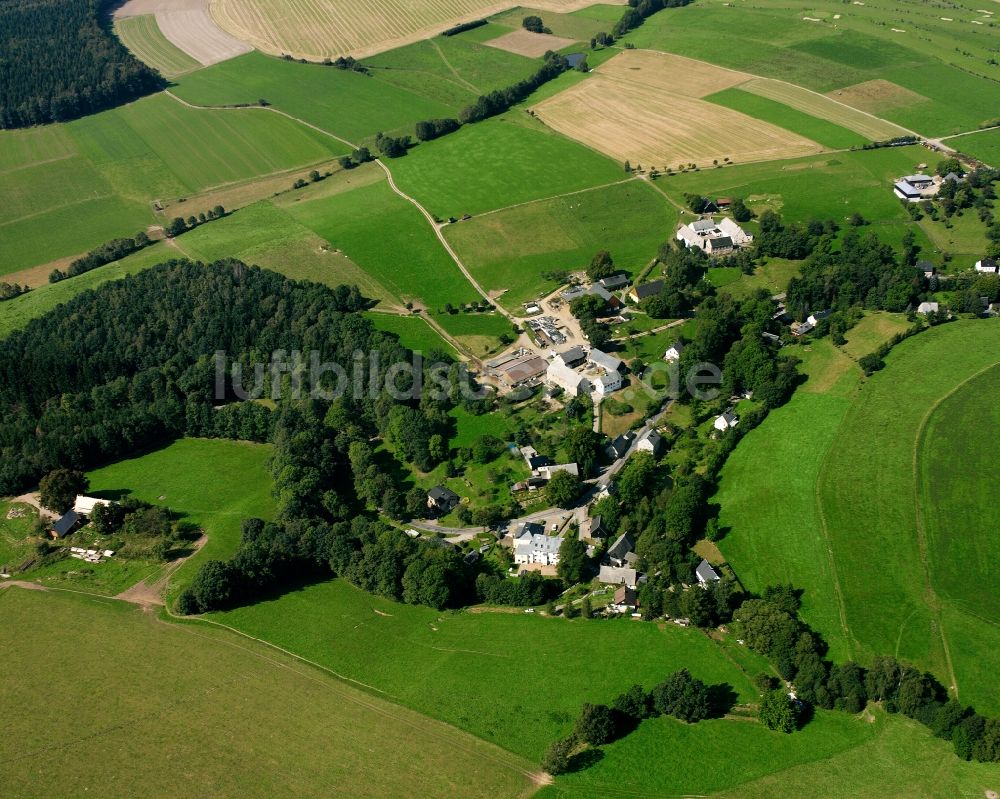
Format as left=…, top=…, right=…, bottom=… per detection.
left=598, top=274, right=630, bottom=290
left=695, top=559, right=721, bottom=587
left=588, top=348, right=624, bottom=374
left=606, top=532, right=636, bottom=568
left=513, top=525, right=563, bottom=566
left=605, top=432, right=634, bottom=461
left=598, top=564, right=638, bottom=588
left=629, top=280, right=665, bottom=303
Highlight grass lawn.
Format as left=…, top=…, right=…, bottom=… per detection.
left=367, top=312, right=460, bottom=358
left=725, top=258, right=801, bottom=299
left=718, top=319, right=1000, bottom=713
left=278, top=166, right=480, bottom=309
left=0, top=502, right=39, bottom=570
left=448, top=405, right=514, bottom=449
left=445, top=179, right=673, bottom=312
left=706, top=88, right=867, bottom=149
left=0, top=587, right=534, bottom=799
left=208, top=578, right=761, bottom=760
left=433, top=311, right=515, bottom=356
left=85, top=438, right=276, bottom=596
left=838, top=312, right=912, bottom=360
left=387, top=112, right=626, bottom=219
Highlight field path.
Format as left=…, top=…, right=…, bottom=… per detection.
left=472, top=175, right=640, bottom=219
left=164, top=91, right=513, bottom=329
left=430, top=39, right=481, bottom=94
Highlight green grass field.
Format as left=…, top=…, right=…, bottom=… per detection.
left=706, top=88, right=868, bottom=150
left=540, top=705, right=999, bottom=799
left=953, top=128, right=1000, bottom=168
left=0, top=587, right=534, bottom=799
left=445, top=179, right=674, bottom=311
left=0, top=502, right=39, bottom=570
left=0, top=93, right=346, bottom=275
left=367, top=312, right=460, bottom=358
left=717, top=319, right=1000, bottom=714
left=85, top=438, right=276, bottom=594
left=173, top=52, right=459, bottom=143
left=622, top=0, right=1000, bottom=136
left=208, top=578, right=763, bottom=760
left=277, top=165, right=480, bottom=309
left=113, top=15, right=201, bottom=77
left=433, top=311, right=515, bottom=356
left=387, top=113, right=626, bottom=219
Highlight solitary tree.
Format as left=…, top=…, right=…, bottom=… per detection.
left=547, top=470, right=580, bottom=508
left=557, top=535, right=588, bottom=584
left=38, top=469, right=89, bottom=513
left=541, top=735, right=575, bottom=774
left=759, top=689, right=797, bottom=733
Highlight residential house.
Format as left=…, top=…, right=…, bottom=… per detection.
left=606, top=532, right=636, bottom=568
left=663, top=341, right=684, bottom=362
left=546, top=360, right=591, bottom=397
left=915, top=260, right=936, bottom=278
left=598, top=564, right=638, bottom=588
left=554, top=345, right=587, bottom=368
left=605, top=432, right=634, bottom=461
left=917, top=301, right=940, bottom=315
left=629, top=280, right=665, bottom=304
left=535, top=463, right=579, bottom=481
left=636, top=429, right=662, bottom=456
left=513, top=523, right=563, bottom=566
left=580, top=515, right=609, bottom=540
left=609, top=585, right=639, bottom=613
left=592, top=372, right=623, bottom=396
left=50, top=511, right=83, bottom=540
left=975, top=258, right=999, bottom=274
left=705, top=235, right=734, bottom=256
left=714, top=411, right=739, bottom=432
left=695, top=559, right=721, bottom=587
left=588, top=348, right=625, bottom=374
left=427, top=486, right=460, bottom=513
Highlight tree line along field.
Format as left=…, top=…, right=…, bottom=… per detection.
left=0, top=588, right=535, bottom=799
left=113, top=15, right=202, bottom=78
left=444, top=179, right=674, bottom=312
left=716, top=319, right=1000, bottom=717
left=0, top=92, right=347, bottom=275
left=618, top=0, right=1000, bottom=137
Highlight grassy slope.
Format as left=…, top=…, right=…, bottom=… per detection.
left=0, top=588, right=533, bottom=799
left=706, top=88, right=867, bottom=149
left=445, top=179, right=674, bottom=311
left=85, top=438, right=276, bottom=593
left=208, top=578, right=762, bottom=760
left=434, top=311, right=515, bottom=356
left=387, top=113, right=626, bottom=218
left=0, top=502, right=39, bottom=568
left=366, top=312, right=460, bottom=358
left=718, top=319, right=1000, bottom=715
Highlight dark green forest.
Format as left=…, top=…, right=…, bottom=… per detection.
left=0, top=0, right=164, bottom=128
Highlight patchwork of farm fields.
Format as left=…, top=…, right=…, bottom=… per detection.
left=0, top=588, right=534, bottom=799
left=620, top=0, right=1000, bottom=136
left=209, top=0, right=618, bottom=60
left=532, top=50, right=826, bottom=171
left=114, top=14, right=201, bottom=77
left=717, top=319, right=1000, bottom=716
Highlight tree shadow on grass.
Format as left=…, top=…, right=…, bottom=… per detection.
left=708, top=682, right=739, bottom=718
left=566, top=747, right=604, bottom=773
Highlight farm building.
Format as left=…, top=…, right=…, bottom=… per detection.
left=497, top=354, right=548, bottom=387
left=893, top=174, right=938, bottom=201
left=663, top=341, right=684, bottom=362
left=598, top=274, right=630, bottom=290
left=73, top=496, right=112, bottom=515
left=917, top=301, right=940, bottom=315
left=975, top=258, right=998, bottom=274
left=588, top=348, right=624, bottom=374
left=546, top=360, right=590, bottom=396
left=427, top=486, right=460, bottom=513
left=676, top=217, right=752, bottom=253
left=629, top=280, right=665, bottom=303
left=534, top=463, right=579, bottom=480
left=598, top=564, right=638, bottom=588
left=915, top=260, right=937, bottom=277
left=513, top=523, right=562, bottom=566
left=714, top=411, right=739, bottom=432
left=554, top=345, right=587, bottom=368
left=592, top=372, right=623, bottom=395
left=695, top=559, right=721, bottom=587
left=50, top=511, right=83, bottom=539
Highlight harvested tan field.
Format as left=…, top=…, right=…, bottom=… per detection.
left=115, top=0, right=252, bottom=65
left=739, top=77, right=911, bottom=140
left=826, top=79, right=929, bottom=115
left=532, top=50, right=823, bottom=170
left=596, top=49, right=747, bottom=98
left=485, top=28, right=576, bottom=57
left=208, top=0, right=619, bottom=60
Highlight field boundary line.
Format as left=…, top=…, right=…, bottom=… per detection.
left=910, top=359, right=1000, bottom=699
left=470, top=175, right=640, bottom=219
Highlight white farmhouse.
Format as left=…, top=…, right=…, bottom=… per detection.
left=975, top=258, right=998, bottom=274
left=592, top=372, right=622, bottom=396
left=663, top=341, right=684, bottom=362
left=513, top=522, right=563, bottom=566
left=714, top=411, right=739, bottom=432
left=547, top=360, right=590, bottom=397
left=676, top=217, right=752, bottom=253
